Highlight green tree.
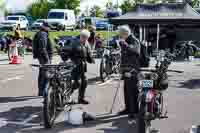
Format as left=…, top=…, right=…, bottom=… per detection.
left=190, top=0, right=200, bottom=7
left=0, top=0, right=5, bottom=12
left=106, top=2, right=118, bottom=9
left=120, top=0, right=136, bottom=14
left=90, top=5, right=104, bottom=17
left=28, top=0, right=54, bottom=20
left=50, top=0, right=80, bottom=15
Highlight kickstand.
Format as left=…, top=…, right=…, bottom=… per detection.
left=109, top=80, right=121, bottom=114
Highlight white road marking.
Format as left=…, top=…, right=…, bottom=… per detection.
left=0, top=111, right=42, bottom=127
left=190, top=125, right=198, bottom=133
left=6, top=121, right=41, bottom=126
left=0, top=118, right=8, bottom=128
left=22, top=111, right=42, bottom=124
left=0, top=75, right=24, bottom=83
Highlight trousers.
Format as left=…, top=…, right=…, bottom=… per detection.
left=38, top=58, right=49, bottom=96
left=72, top=62, right=88, bottom=100
left=124, top=77, right=139, bottom=114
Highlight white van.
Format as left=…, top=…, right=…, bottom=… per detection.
left=47, top=9, right=76, bottom=31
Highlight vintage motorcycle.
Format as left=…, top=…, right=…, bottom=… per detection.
left=99, top=46, right=121, bottom=82
left=174, top=41, right=199, bottom=60
left=32, top=62, right=75, bottom=128
left=122, top=51, right=183, bottom=133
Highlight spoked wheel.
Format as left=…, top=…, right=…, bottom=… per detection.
left=100, top=57, right=110, bottom=82
left=43, top=85, right=57, bottom=128
left=137, top=117, right=151, bottom=133
left=137, top=102, right=152, bottom=133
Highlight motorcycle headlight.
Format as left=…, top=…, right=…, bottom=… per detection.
left=137, top=73, right=145, bottom=80
left=104, top=49, right=110, bottom=55
left=150, top=73, right=158, bottom=80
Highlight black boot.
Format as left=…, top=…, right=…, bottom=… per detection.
left=117, top=109, right=129, bottom=116
left=78, top=99, right=89, bottom=105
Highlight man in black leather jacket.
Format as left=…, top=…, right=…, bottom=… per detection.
left=32, top=22, right=53, bottom=96
left=61, top=29, right=95, bottom=104
left=117, top=25, right=141, bottom=118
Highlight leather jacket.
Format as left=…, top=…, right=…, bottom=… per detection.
left=120, top=35, right=141, bottom=73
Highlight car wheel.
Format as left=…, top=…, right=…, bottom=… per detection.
left=25, top=25, right=29, bottom=31
left=62, top=26, right=65, bottom=31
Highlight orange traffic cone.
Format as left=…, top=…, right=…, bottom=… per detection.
left=9, top=55, right=22, bottom=64
left=9, top=46, right=22, bottom=64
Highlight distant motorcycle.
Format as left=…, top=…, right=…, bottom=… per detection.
left=174, top=41, right=199, bottom=60
left=99, top=46, right=121, bottom=82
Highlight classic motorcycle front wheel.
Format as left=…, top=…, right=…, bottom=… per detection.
left=137, top=102, right=151, bottom=133
left=43, top=85, right=56, bottom=128
left=100, top=57, right=110, bottom=82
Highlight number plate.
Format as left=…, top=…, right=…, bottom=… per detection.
left=140, top=80, right=154, bottom=88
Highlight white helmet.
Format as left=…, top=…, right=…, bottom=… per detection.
left=66, top=108, right=84, bottom=125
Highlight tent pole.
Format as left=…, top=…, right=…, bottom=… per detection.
left=156, top=24, right=160, bottom=53
left=139, top=26, right=142, bottom=42
left=144, top=26, right=146, bottom=42
left=144, top=26, right=148, bottom=53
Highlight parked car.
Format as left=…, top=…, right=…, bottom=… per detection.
left=0, top=15, right=29, bottom=31
left=31, top=19, right=46, bottom=30
left=96, top=19, right=110, bottom=30
left=8, top=13, right=34, bottom=26
left=47, top=9, right=76, bottom=31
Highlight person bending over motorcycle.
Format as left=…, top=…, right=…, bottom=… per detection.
left=69, top=30, right=95, bottom=104
left=14, top=25, right=23, bottom=40
left=88, top=25, right=96, bottom=50
left=32, top=22, right=53, bottom=96
left=117, top=25, right=141, bottom=119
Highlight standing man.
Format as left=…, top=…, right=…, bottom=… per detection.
left=70, top=29, right=95, bottom=104
left=118, top=25, right=141, bottom=118
left=32, top=22, right=53, bottom=96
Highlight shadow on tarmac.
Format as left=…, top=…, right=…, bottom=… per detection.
left=0, top=58, right=9, bottom=62
left=0, top=106, right=42, bottom=133
left=178, top=79, right=200, bottom=89
left=0, top=96, right=40, bottom=103
left=19, top=114, right=137, bottom=133
left=88, top=77, right=101, bottom=85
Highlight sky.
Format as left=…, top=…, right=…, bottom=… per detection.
left=5, top=0, right=36, bottom=13
left=4, top=0, right=123, bottom=13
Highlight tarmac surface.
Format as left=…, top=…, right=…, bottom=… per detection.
left=0, top=55, right=200, bottom=133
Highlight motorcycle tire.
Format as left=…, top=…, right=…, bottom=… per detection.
left=137, top=102, right=151, bottom=133
left=100, top=57, right=110, bottom=82
left=43, top=85, right=56, bottom=128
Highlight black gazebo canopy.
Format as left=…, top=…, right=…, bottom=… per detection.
left=110, top=2, right=200, bottom=25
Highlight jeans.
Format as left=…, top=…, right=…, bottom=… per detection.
left=38, top=58, right=49, bottom=96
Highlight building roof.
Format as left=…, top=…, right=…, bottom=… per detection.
left=110, top=2, right=200, bottom=25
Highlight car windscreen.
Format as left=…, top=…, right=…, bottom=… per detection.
left=96, top=20, right=108, bottom=24
left=48, top=12, right=64, bottom=19
left=36, top=20, right=44, bottom=23
left=7, top=17, right=20, bottom=20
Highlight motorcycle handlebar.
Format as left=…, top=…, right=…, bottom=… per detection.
left=30, top=63, right=74, bottom=69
